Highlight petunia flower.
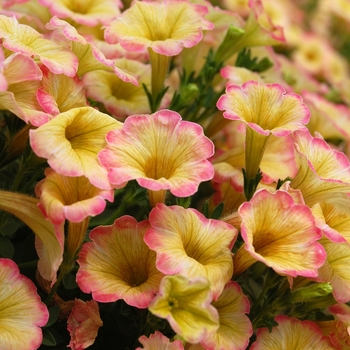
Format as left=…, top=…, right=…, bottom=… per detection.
left=98, top=109, right=214, bottom=206
left=136, top=331, right=184, bottom=350
left=144, top=204, right=237, bottom=299
left=303, top=92, right=350, bottom=141
left=82, top=58, right=151, bottom=120
left=0, top=14, right=78, bottom=76
left=0, top=190, right=64, bottom=284
left=0, top=258, right=49, bottom=350
left=200, top=281, right=252, bottom=350
left=315, top=237, right=350, bottom=303
left=76, top=216, right=163, bottom=308
left=311, top=203, right=350, bottom=244
left=0, top=52, right=52, bottom=126
left=36, top=65, right=88, bottom=118
left=250, top=315, right=337, bottom=350
left=212, top=121, right=298, bottom=185
left=104, top=0, right=213, bottom=98
left=148, top=274, right=219, bottom=344
left=325, top=303, right=350, bottom=348
left=233, top=188, right=326, bottom=278
left=217, top=81, right=309, bottom=197
left=35, top=168, right=114, bottom=225
left=29, top=106, right=123, bottom=190
left=291, top=130, right=350, bottom=208
left=38, top=0, right=123, bottom=27
left=46, top=17, right=138, bottom=84
left=67, top=299, right=103, bottom=350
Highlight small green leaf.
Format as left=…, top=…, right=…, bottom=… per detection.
left=42, top=329, right=57, bottom=346
left=44, top=305, right=60, bottom=328
left=210, top=202, right=224, bottom=219
left=0, top=235, right=14, bottom=258
left=63, top=272, right=78, bottom=290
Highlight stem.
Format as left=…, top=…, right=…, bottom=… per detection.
left=232, top=245, right=256, bottom=278
left=44, top=261, right=73, bottom=305
left=148, top=49, right=170, bottom=103
left=148, top=189, right=166, bottom=208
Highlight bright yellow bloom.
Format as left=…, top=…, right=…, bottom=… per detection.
left=148, top=275, right=219, bottom=344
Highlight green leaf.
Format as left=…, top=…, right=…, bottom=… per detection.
left=42, top=329, right=57, bottom=346
left=63, top=271, right=78, bottom=290
left=210, top=202, right=224, bottom=219
left=44, top=305, right=60, bottom=328
left=0, top=235, right=14, bottom=258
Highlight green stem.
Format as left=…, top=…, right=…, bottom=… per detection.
left=44, top=260, right=73, bottom=305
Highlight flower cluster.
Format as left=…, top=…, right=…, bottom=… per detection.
left=0, top=0, right=350, bottom=349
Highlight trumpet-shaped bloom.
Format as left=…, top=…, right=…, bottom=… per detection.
left=217, top=81, right=310, bottom=137
left=315, top=238, right=350, bottom=303
left=0, top=190, right=64, bottom=284
left=148, top=275, right=219, bottom=344
left=144, top=204, right=237, bottom=299
left=29, top=106, right=123, bottom=190
left=46, top=17, right=138, bottom=84
left=104, top=0, right=213, bottom=56
left=201, top=282, right=252, bottom=350
left=36, top=168, right=114, bottom=225
left=234, top=189, right=326, bottom=278
left=39, top=0, right=122, bottom=26
left=291, top=130, right=350, bottom=208
left=217, top=81, right=309, bottom=180
left=250, top=315, right=337, bottom=350
left=137, top=332, right=184, bottom=350
left=99, top=109, right=214, bottom=197
left=104, top=0, right=213, bottom=97
left=77, top=216, right=163, bottom=308
left=0, top=258, right=49, bottom=350
left=82, top=58, right=151, bottom=120
left=0, top=15, right=78, bottom=76
left=67, top=299, right=103, bottom=350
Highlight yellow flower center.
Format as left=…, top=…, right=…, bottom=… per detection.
left=168, top=297, right=179, bottom=309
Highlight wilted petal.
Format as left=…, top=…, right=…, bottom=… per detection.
left=148, top=275, right=219, bottom=344
left=67, top=299, right=103, bottom=350
left=250, top=315, right=337, bottom=350
left=144, top=204, right=237, bottom=299
left=0, top=258, right=49, bottom=350
left=29, top=106, right=123, bottom=190
left=77, top=216, right=163, bottom=308
left=99, top=109, right=214, bottom=197
left=137, top=331, right=184, bottom=350
left=235, top=189, right=326, bottom=278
